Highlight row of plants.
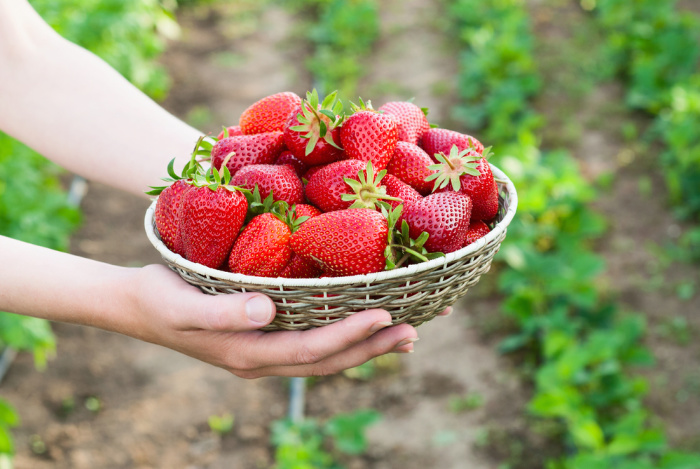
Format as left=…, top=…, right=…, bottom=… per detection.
left=447, top=0, right=700, bottom=467
left=584, top=0, right=700, bottom=259
left=0, top=1, right=178, bottom=464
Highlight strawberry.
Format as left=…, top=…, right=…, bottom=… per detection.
left=179, top=168, right=248, bottom=269
left=464, top=220, right=491, bottom=247
left=154, top=179, right=192, bottom=256
left=275, top=150, right=308, bottom=178
left=421, top=128, right=484, bottom=160
left=228, top=213, right=292, bottom=277
left=305, top=160, right=400, bottom=212
left=398, top=191, right=472, bottom=254
left=239, top=91, right=302, bottom=135
left=387, top=141, right=435, bottom=195
left=302, top=165, right=326, bottom=185
left=231, top=164, right=304, bottom=206
left=216, top=125, right=243, bottom=140
left=290, top=208, right=388, bottom=276
left=279, top=254, right=323, bottom=279
left=378, top=101, right=430, bottom=145
left=382, top=174, right=422, bottom=210
left=428, top=145, right=499, bottom=221
left=211, top=132, right=285, bottom=176
left=284, top=90, right=345, bottom=166
left=340, top=100, right=399, bottom=170
left=293, top=204, right=323, bottom=219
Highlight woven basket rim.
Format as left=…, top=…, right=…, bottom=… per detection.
left=144, top=163, right=518, bottom=287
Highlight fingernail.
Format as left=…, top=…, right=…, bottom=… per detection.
left=443, top=307, right=454, bottom=317
left=369, top=321, right=393, bottom=333
left=393, top=349, right=414, bottom=354
left=246, top=295, right=273, bottom=324
left=395, top=337, right=419, bottom=348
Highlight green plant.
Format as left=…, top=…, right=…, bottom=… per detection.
left=271, top=410, right=381, bottom=469
left=208, top=413, right=235, bottom=435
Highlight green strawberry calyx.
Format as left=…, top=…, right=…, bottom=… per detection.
left=341, top=161, right=402, bottom=210
left=289, top=89, right=345, bottom=156
left=270, top=202, right=310, bottom=234
left=145, top=135, right=213, bottom=196
left=379, top=202, right=445, bottom=270
left=425, top=144, right=493, bottom=193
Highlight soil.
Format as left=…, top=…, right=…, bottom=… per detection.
left=3, top=1, right=699, bottom=468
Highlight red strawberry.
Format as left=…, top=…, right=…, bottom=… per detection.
left=284, top=90, right=345, bottom=166
left=294, top=204, right=323, bottom=219
left=228, top=213, right=292, bottom=277
left=211, top=132, right=285, bottom=175
left=239, top=91, right=302, bottom=135
left=275, top=150, right=308, bottom=178
left=464, top=220, right=491, bottom=247
left=231, top=164, right=304, bottom=206
left=302, top=165, right=326, bottom=185
left=421, top=128, right=484, bottom=160
left=340, top=101, right=399, bottom=170
left=154, top=179, right=192, bottom=256
left=378, top=101, right=430, bottom=145
left=279, top=253, right=323, bottom=279
left=382, top=174, right=422, bottom=210
left=290, top=208, right=388, bottom=276
left=387, top=141, right=435, bottom=195
left=216, top=125, right=243, bottom=140
left=428, top=146, right=499, bottom=221
left=398, top=192, right=472, bottom=254
left=180, top=180, right=248, bottom=270
left=305, top=160, right=400, bottom=212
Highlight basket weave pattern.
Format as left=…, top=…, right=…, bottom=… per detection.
left=145, top=165, right=517, bottom=331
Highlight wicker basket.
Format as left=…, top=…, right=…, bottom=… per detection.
left=144, top=164, right=518, bottom=331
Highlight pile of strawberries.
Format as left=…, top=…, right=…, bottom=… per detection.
left=150, top=90, right=500, bottom=278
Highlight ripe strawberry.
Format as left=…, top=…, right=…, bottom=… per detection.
left=279, top=254, right=323, bottom=279
left=154, top=179, right=192, bottom=256
left=378, top=101, right=430, bottom=145
left=294, top=204, right=323, bottom=219
left=464, top=220, right=491, bottom=247
left=421, top=128, right=484, bottom=160
left=284, top=90, right=345, bottom=166
left=216, top=125, right=243, bottom=140
left=239, top=91, right=302, bottom=135
left=387, top=141, right=435, bottom=195
left=179, top=171, right=248, bottom=269
left=275, top=150, right=308, bottom=178
left=211, top=132, right=285, bottom=176
left=382, top=174, right=422, bottom=210
left=231, top=164, right=304, bottom=206
left=305, top=160, right=399, bottom=212
left=428, top=145, right=499, bottom=221
left=290, top=208, right=388, bottom=276
left=228, top=213, right=293, bottom=277
left=302, top=165, right=326, bottom=185
left=340, top=100, right=399, bottom=170
left=398, top=191, right=472, bottom=254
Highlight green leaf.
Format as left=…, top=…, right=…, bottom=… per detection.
left=324, top=409, right=381, bottom=455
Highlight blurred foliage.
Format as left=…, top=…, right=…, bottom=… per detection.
left=586, top=0, right=700, bottom=257
left=271, top=410, right=380, bottom=469
left=0, top=0, right=177, bottom=461
left=281, top=0, right=379, bottom=102
left=449, top=0, right=700, bottom=467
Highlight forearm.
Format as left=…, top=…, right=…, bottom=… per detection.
left=0, top=235, right=139, bottom=335
left=0, top=0, right=202, bottom=197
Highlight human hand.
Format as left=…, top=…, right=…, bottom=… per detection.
left=125, top=264, right=421, bottom=378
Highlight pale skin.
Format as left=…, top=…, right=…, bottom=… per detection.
left=0, top=0, right=455, bottom=378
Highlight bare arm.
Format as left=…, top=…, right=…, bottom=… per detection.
left=0, top=0, right=201, bottom=197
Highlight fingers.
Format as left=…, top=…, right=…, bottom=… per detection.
left=236, top=322, right=418, bottom=378
left=225, top=309, right=398, bottom=370
left=438, top=306, right=454, bottom=317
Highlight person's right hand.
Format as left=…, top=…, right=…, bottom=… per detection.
left=124, top=264, right=420, bottom=378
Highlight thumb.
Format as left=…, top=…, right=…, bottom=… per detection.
left=182, top=291, right=277, bottom=332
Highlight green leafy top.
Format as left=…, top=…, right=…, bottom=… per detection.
left=145, top=135, right=216, bottom=196
left=379, top=202, right=444, bottom=270
left=341, top=161, right=401, bottom=210
left=425, top=143, right=492, bottom=192
left=289, top=89, right=345, bottom=156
